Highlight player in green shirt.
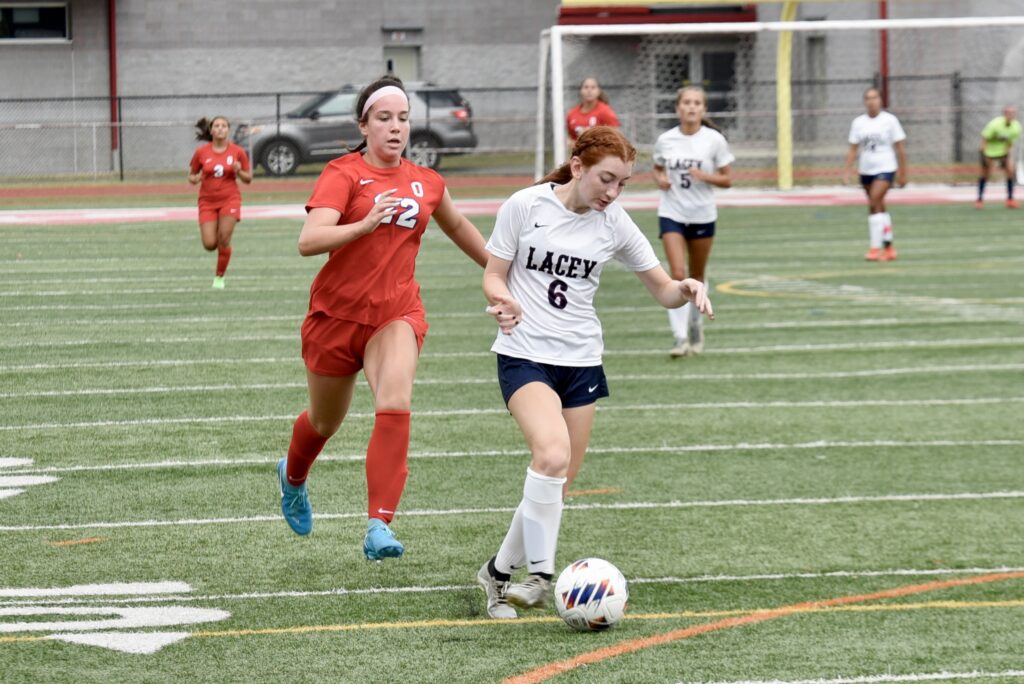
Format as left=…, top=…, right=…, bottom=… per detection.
left=976, top=106, right=1021, bottom=209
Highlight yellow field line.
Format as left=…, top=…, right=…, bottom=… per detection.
left=2, top=598, right=1021, bottom=645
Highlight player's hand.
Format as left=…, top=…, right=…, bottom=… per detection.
left=655, top=177, right=672, bottom=191
left=896, top=170, right=908, bottom=188
left=486, top=294, right=522, bottom=335
left=689, top=167, right=707, bottom=182
left=189, top=171, right=203, bottom=185
left=363, top=189, right=400, bottom=233
left=841, top=171, right=851, bottom=186
left=233, top=161, right=243, bottom=174
left=679, top=278, right=714, bottom=320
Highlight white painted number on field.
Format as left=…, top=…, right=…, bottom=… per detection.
left=0, top=581, right=229, bottom=654
left=0, top=458, right=57, bottom=500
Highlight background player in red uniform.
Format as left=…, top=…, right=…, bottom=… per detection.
left=277, top=76, right=489, bottom=560
left=188, top=116, right=252, bottom=288
left=565, top=77, right=620, bottom=145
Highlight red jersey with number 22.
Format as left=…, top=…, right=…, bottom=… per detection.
left=304, top=153, right=446, bottom=325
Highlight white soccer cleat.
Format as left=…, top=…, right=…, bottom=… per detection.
left=476, top=562, right=518, bottom=619
left=505, top=574, right=552, bottom=610
left=669, top=338, right=690, bottom=358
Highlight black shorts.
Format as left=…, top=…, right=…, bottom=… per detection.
left=496, top=354, right=609, bottom=409
left=659, top=217, right=716, bottom=240
left=860, top=172, right=896, bottom=187
left=981, top=152, right=1008, bottom=169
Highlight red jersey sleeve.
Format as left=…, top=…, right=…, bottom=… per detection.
left=305, top=158, right=355, bottom=218
left=233, top=145, right=251, bottom=172
left=189, top=147, right=203, bottom=174
left=599, top=101, right=620, bottom=128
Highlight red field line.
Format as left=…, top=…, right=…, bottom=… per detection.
left=503, top=570, right=1024, bottom=684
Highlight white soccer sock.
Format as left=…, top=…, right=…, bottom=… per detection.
left=881, top=212, right=893, bottom=244
left=521, top=467, right=566, bottom=576
left=494, top=501, right=525, bottom=576
left=868, top=213, right=885, bottom=248
left=668, top=302, right=691, bottom=341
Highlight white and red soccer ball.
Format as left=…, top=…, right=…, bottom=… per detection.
left=554, top=558, right=629, bottom=631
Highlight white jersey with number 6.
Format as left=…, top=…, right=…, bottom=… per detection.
left=654, top=125, right=735, bottom=224
left=486, top=183, right=661, bottom=366
left=849, top=111, right=906, bottom=175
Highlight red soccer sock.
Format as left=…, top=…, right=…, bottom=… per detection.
left=365, top=411, right=411, bottom=523
left=286, top=410, right=329, bottom=486
left=216, top=245, right=232, bottom=277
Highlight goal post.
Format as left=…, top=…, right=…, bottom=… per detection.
left=537, top=14, right=1024, bottom=188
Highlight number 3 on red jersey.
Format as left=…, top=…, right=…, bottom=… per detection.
left=374, top=181, right=425, bottom=229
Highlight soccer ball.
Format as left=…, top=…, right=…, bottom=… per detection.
left=554, top=558, right=629, bottom=631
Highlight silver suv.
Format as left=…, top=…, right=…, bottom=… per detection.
left=234, top=83, right=477, bottom=175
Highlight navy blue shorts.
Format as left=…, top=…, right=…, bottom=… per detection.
left=860, top=172, right=896, bottom=187
left=659, top=217, right=716, bottom=240
left=496, top=354, right=609, bottom=409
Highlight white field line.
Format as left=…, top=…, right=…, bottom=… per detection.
left=2, top=397, right=1022, bottom=432
left=3, top=337, right=1023, bottom=373
left=1, top=491, right=1022, bottom=533
left=5, top=439, right=1023, bottom=476
left=683, top=671, right=1024, bottom=684
left=5, top=567, right=1024, bottom=608
left=4, top=363, right=1023, bottom=400
left=0, top=317, right=1012, bottom=350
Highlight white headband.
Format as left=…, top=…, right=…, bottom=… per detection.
left=361, top=86, right=409, bottom=118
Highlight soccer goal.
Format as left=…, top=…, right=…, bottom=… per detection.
left=535, top=13, right=1024, bottom=187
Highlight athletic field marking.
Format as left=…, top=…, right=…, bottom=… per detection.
left=2, top=491, right=1021, bottom=533
left=3, top=568, right=1023, bottom=608
left=3, top=396, right=1021, bottom=431
left=2, top=336, right=1023, bottom=373
left=47, top=537, right=107, bottom=547
left=6, top=438, right=1021, bottom=475
left=566, top=487, right=622, bottom=497
left=683, top=671, right=1024, bottom=684
left=502, top=571, right=1024, bottom=684
left=3, top=598, right=1022, bottom=647
left=0, top=581, right=191, bottom=598
left=5, top=363, right=1022, bottom=400
left=0, top=315, right=1011, bottom=344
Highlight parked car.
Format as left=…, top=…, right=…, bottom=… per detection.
left=234, top=83, right=477, bottom=175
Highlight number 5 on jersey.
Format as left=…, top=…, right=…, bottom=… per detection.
left=375, top=182, right=423, bottom=229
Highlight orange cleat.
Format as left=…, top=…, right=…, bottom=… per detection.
left=1007, top=198, right=1019, bottom=209
left=880, top=245, right=898, bottom=261
left=864, top=247, right=883, bottom=261
left=974, top=200, right=984, bottom=209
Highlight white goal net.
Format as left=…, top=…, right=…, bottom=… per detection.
left=536, top=14, right=1024, bottom=187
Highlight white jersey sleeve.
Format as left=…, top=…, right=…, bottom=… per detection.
left=610, top=206, right=661, bottom=272
left=486, top=192, right=529, bottom=261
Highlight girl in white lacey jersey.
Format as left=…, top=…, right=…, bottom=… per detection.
left=653, top=85, right=734, bottom=358
left=843, top=87, right=908, bottom=262
left=474, top=126, right=714, bottom=618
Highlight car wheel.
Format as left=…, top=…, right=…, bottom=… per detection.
left=261, top=140, right=300, bottom=176
left=408, top=133, right=441, bottom=170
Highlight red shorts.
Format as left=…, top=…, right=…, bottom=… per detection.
left=198, top=198, right=242, bottom=224
left=301, top=310, right=429, bottom=377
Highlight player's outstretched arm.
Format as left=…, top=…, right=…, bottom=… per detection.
left=433, top=189, right=489, bottom=267
left=483, top=256, right=522, bottom=335
left=635, top=266, right=714, bottom=319
left=895, top=140, right=908, bottom=188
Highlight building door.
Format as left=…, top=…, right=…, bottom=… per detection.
left=384, top=46, right=420, bottom=82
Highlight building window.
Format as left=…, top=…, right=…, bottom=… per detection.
left=0, top=3, right=70, bottom=41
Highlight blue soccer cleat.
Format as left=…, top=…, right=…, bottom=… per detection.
left=363, top=518, right=404, bottom=560
left=277, top=457, right=312, bottom=535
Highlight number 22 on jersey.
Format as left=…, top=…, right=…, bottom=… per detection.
left=374, top=181, right=424, bottom=229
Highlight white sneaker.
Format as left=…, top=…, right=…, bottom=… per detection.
left=476, top=562, right=517, bottom=619
left=670, top=338, right=690, bottom=358
left=505, top=574, right=551, bottom=610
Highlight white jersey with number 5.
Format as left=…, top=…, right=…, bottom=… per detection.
left=653, top=125, right=735, bottom=224
left=849, top=111, right=906, bottom=175
left=486, top=183, right=661, bottom=366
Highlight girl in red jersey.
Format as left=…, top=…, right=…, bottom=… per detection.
left=565, top=77, right=620, bottom=145
left=277, top=76, right=489, bottom=560
left=188, top=116, right=252, bottom=289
